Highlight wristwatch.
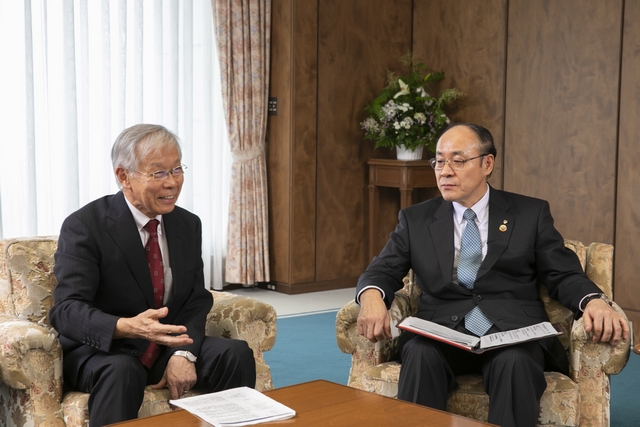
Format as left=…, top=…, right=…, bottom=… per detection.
left=581, top=293, right=613, bottom=310
left=173, top=350, right=197, bottom=363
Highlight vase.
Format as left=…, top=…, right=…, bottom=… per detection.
left=396, top=145, right=423, bottom=161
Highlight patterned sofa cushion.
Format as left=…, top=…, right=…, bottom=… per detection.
left=61, top=386, right=203, bottom=425
left=0, top=237, right=58, bottom=324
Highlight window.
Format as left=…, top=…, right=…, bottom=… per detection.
left=0, top=0, right=231, bottom=289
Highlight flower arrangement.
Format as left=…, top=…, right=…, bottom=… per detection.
left=361, top=55, right=464, bottom=154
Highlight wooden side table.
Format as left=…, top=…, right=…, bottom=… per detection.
left=368, top=159, right=438, bottom=261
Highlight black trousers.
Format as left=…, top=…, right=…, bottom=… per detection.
left=66, top=337, right=256, bottom=427
left=397, top=334, right=547, bottom=427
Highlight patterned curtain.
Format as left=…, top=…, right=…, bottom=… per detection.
left=212, top=0, right=271, bottom=285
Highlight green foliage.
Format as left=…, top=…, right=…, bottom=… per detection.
left=361, top=54, right=464, bottom=153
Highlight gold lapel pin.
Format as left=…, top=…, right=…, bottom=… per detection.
left=499, top=220, right=508, bottom=232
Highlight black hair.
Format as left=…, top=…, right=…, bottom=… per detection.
left=442, top=122, right=497, bottom=157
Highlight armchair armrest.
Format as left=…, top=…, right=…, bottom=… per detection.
left=335, top=291, right=415, bottom=390
left=569, top=301, right=630, bottom=426
left=570, top=301, right=631, bottom=377
left=0, top=315, right=64, bottom=425
left=205, top=291, right=277, bottom=391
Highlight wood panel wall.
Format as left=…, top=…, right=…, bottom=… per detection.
left=267, top=0, right=640, bottom=343
left=267, top=0, right=318, bottom=288
left=267, top=0, right=413, bottom=293
left=412, top=0, right=507, bottom=188
left=503, top=0, right=622, bottom=245
left=615, top=0, right=640, bottom=341
left=316, top=1, right=415, bottom=282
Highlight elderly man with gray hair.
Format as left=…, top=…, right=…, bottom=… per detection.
left=50, top=124, right=255, bottom=426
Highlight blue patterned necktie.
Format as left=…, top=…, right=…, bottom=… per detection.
left=458, top=209, right=493, bottom=336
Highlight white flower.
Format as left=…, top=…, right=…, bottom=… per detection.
left=413, top=112, right=427, bottom=124
left=382, top=100, right=398, bottom=118
left=393, top=79, right=410, bottom=99
left=401, top=117, right=414, bottom=129
left=393, top=122, right=402, bottom=130
left=361, top=118, right=380, bottom=132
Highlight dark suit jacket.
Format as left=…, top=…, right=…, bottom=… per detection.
left=357, top=186, right=602, bottom=372
left=49, top=191, right=212, bottom=383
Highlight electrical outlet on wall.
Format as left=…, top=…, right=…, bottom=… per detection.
left=268, top=97, right=277, bottom=116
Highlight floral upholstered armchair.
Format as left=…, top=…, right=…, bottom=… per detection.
left=336, top=240, right=631, bottom=427
left=0, top=236, right=277, bottom=427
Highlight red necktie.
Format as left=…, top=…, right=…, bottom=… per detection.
left=138, top=219, right=164, bottom=368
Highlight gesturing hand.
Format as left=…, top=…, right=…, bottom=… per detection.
left=114, top=307, right=194, bottom=347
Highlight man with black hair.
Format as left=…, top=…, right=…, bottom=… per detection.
left=356, top=122, right=628, bottom=427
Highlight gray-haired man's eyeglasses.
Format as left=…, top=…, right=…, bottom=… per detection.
left=138, top=164, right=187, bottom=180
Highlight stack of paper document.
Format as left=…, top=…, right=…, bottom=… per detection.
left=170, top=386, right=296, bottom=427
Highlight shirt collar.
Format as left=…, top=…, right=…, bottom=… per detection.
left=123, top=195, right=163, bottom=234
left=453, top=183, right=490, bottom=225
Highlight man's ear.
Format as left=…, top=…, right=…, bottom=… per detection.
left=483, top=154, right=495, bottom=176
left=116, top=167, right=130, bottom=189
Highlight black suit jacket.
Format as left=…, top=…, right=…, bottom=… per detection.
left=357, top=187, right=602, bottom=372
left=49, top=191, right=212, bottom=382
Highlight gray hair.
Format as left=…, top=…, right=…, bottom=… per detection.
left=111, top=124, right=182, bottom=186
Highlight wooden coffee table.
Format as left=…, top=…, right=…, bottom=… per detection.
left=107, top=380, right=496, bottom=426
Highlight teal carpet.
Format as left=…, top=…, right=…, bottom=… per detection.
left=266, top=311, right=640, bottom=425
left=264, top=311, right=351, bottom=388
left=611, top=352, right=639, bottom=426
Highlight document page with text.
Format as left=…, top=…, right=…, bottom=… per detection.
left=170, top=387, right=295, bottom=427
left=480, top=322, right=562, bottom=349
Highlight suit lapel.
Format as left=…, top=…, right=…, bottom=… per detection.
left=106, top=192, right=156, bottom=308
left=429, top=200, right=455, bottom=282
left=477, top=187, right=514, bottom=278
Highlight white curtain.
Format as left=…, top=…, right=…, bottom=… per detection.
left=0, top=0, right=231, bottom=290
